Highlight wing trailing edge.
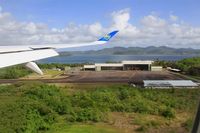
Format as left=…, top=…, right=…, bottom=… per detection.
left=0, top=49, right=58, bottom=69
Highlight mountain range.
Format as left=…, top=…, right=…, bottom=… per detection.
left=60, top=46, right=200, bottom=56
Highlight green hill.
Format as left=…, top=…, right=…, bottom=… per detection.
left=60, top=46, right=200, bottom=56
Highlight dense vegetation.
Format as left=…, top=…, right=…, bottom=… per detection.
left=176, top=57, right=200, bottom=76
left=0, top=82, right=199, bottom=133
left=154, top=57, right=200, bottom=76
left=0, top=63, right=84, bottom=79
left=0, top=65, right=32, bottom=79
left=38, top=63, right=83, bottom=69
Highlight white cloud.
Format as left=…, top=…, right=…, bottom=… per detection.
left=111, top=8, right=130, bottom=30
left=24, top=22, right=38, bottom=34
left=110, top=8, right=139, bottom=38
left=0, top=8, right=199, bottom=49
left=170, top=15, right=178, bottom=22
left=89, top=22, right=103, bottom=35
left=141, top=15, right=166, bottom=28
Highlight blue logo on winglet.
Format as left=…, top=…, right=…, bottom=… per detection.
left=98, top=30, right=119, bottom=41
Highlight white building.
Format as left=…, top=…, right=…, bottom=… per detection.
left=151, top=66, right=163, bottom=71
left=84, top=60, right=153, bottom=71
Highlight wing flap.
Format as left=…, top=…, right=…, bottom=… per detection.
left=0, top=49, right=59, bottom=68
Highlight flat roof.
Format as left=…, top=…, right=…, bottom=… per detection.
left=144, top=80, right=198, bottom=87
left=122, top=60, right=153, bottom=65
left=84, top=65, right=95, bottom=68
left=95, top=63, right=123, bottom=67
left=83, top=60, right=154, bottom=68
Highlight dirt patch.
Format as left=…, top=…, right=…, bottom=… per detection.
left=106, top=112, right=190, bottom=133
left=107, top=112, right=139, bottom=133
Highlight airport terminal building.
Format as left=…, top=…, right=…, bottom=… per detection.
left=84, top=61, right=154, bottom=71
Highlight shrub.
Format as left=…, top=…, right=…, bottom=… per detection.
left=110, top=102, right=126, bottom=112
left=0, top=98, right=57, bottom=133
left=118, top=88, right=130, bottom=100
left=25, top=84, right=71, bottom=115
left=129, top=99, right=152, bottom=113
left=161, top=107, right=175, bottom=118
left=69, top=107, right=104, bottom=122
left=71, top=92, right=95, bottom=108
left=187, top=66, right=200, bottom=76
left=0, top=65, right=31, bottom=79
left=182, top=118, right=193, bottom=131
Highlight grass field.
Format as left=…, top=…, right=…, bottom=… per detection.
left=0, top=82, right=199, bottom=133
left=21, top=69, right=64, bottom=79
left=42, top=123, right=121, bottom=133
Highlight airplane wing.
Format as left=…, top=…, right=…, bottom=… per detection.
left=0, top=30, right=118, bottom=75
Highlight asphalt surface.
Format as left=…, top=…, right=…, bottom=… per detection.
left=0, top=71, right=183, bottom=85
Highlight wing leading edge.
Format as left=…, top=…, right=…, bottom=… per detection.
left=0, top=30, right=119, bottom=74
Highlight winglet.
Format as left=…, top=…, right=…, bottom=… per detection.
left=98, top=30, right=119, bottom=42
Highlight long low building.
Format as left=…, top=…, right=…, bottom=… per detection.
left=144, top=80, right=199, bottom=88
left=84, top=60, right=153, bottom=71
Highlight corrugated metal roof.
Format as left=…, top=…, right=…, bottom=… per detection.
left=144, top=80, right=198, bottom=87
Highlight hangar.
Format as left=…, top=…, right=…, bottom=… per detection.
left=83, top=60, right=153, bottom=71
left=95, top=63, right=123, bottom=71
left=122, top=61, right=152, bottom=71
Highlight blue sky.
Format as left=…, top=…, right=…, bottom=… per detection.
left=0, top=0, right=200, bottom=49
left=1, top=0, right=200, bottom=28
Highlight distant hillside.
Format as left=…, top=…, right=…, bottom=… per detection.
left=60, top=46, right=200, bottom=56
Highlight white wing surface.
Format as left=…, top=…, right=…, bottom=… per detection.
left=0, top=31, right=118, bottom=74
